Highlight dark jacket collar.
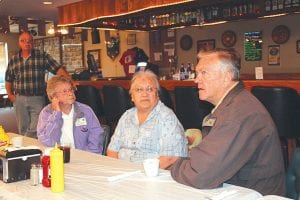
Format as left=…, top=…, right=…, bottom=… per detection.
left=213, top=81, right=244, bottom=116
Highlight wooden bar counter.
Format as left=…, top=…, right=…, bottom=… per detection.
left=77, top=79, right=300, bottom=92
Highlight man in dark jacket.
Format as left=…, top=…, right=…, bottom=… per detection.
left=171, top=48, right=285, bottom=196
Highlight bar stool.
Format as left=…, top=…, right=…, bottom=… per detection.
left=251, top=86, right=300, bottom=169
left=158, top=86, right=173, bottom=110
left=101, top=124, right=111, bottom=155
left=102, top=85, right=133, bottom=133
left=286, top=148, right=300, bottom=199
left=174, top=86, right=214, bottom=130
left=75, top=85, right=105, bottom=123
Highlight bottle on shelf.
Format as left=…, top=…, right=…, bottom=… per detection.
left=265, top=0, right=272, bottom=12
left=292, top=0, right=300, bottom=7
left=50, top=144, right=64, bottom=193
left=190, top=63, right=196, bottom=79
left=278, top=0, right=284, bottom=9
left=285, top=0, right=292, bottom=8
left=196, top=8, right=205, bottom=25
left=179, top=63, right=185, bottom=80
left=186, top=63, right=192, bottom=79
left=272, top=0, right=278, bottom=11
left=247, top=1, right=254, bottom=14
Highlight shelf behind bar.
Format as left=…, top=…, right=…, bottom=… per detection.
left=76, top=78, right=300, bottom=92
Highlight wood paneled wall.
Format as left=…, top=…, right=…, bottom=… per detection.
left=58, top=0, right=191, bottom=25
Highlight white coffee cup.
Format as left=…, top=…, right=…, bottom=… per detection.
left=11, top=136, right=23, bottom=148
left=143, top=158, right=160, bottom=177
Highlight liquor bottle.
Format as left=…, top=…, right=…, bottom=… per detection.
left=190, top=63, right=196, bottom=79
left=175, top=12, right=180, bottom=24
left=242, top=3, right=248, bottom=15
left=272, top=0, right=278, bottom=11
left=237, top=4, right=243, bottom=16
left=191, top=10, right=197, bottom=23
left=248, top=1, right=254, bottom=14
left=186, top=63, right=192, bottom=79
left=179, top=63, right=185, bottom=80
left=50, top=144, right=64, bottom=193
left=285, top=0, right=292, bottom=8
left=265, top=0, right=272, bottom=11
left=196, top=8, right=204, bottom=25
left=231, top=5, right=238, bottom=16
left=223, top=7, right=231, bottom=17
left=278, top=0, right=284, bottom=9
left=292, top=0, right=300, bottom=7
left=204, top=6, right=212, bottom=20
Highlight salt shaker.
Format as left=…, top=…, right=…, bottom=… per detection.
left=37, top=164, right=43, bottom=184
left=30, top=163, right=39, bottom=186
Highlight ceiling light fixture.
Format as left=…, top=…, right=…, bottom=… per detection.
left=58, top=26, right=69, bottom=35
left=258, top=13, right=287, bottom=18
left=47, top=24, right=55, bottom=34
left=200, top=21, right=228, bottom=26
left=48, top=25, right=69, bottom=35
left=43, top=1, right=53, bottom=5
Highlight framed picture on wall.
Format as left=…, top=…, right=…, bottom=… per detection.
left=127, top=34, right=136, bottom=45
left=87, top=49, right=101, bottom=69
left=197, top=39, right=215, bottom=53
left=268, top=45, right=280, bottom=65
left=297, top=40, right=300, bottom=53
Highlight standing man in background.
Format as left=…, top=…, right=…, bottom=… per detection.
left=5, top=31, right=72, bottom=138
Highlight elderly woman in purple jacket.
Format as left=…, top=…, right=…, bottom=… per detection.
left=37, top=75, right=104, bottom=154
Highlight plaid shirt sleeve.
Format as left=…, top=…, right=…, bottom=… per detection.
left=5, top=57, right=16, bottom=82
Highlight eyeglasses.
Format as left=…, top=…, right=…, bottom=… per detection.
left=196, top=68, right=218, bottom=80
left=134, top=86, right=157, bottom=94
left=56, top=87, right=75, bottom=95
left=20, top=39, right=33, bottom=43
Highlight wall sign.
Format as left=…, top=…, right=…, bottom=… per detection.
left=244, top=31, right=262, bottom=61
left=268, top=45, right=280, bottom=65
left=272, top=25, right=290, bottom=44
left=221, top=30, right=237, bottom=47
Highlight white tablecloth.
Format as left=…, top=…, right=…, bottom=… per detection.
left=0, top=133, right=282, bottom=200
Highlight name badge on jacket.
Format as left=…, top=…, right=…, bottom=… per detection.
left=75, top=117, right=87, bottom=126
left=202, top=116, right=216, bottom=127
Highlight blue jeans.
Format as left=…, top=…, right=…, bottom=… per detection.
left=13, top=95, right=45, bottom=138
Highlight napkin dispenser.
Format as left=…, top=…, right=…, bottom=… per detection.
left=0, top=148, right=42, bottom=183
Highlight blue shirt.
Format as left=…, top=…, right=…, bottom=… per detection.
left=108, top=100, right=188, bottom=162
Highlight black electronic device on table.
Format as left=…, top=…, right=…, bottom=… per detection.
left=0, top=148, right=42, bottom=183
